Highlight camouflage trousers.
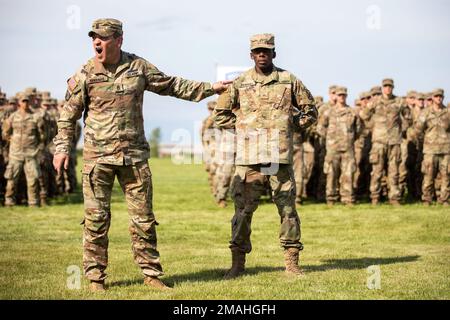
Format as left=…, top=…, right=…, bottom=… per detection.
left=82, top=160, right=162, bottom=282
left=293, top=147, right=314, bottom=202
left=369, top=143, right=401, bottom=202
left=4, top=157, right=40, bottom=206
left=314, top=138, right=326, bottom=201
left=324, top=150, right=356, bottom=204
left=399, top=139, right=409, bottom=197
left=204, top=162, right=218, bottom=195
left=214, top=163, right=235, bottom=202
left=229, top=164, right=303, bottom=253
left=421, top=154, right=449, bottom=204
left=354, top=136, right=371, bottom=198
left=406, top=141, right=423, bottom=200
left=0, top=154, right=5, bottom=202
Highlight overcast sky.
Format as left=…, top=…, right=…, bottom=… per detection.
left=1, top=0, right=449, bottom=143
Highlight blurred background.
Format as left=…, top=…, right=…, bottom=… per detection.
left=1, top=0, right=449, bottom=144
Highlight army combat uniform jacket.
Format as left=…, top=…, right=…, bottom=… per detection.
left=54, top=51, right=216, bottom=165
left=213, top=67, right=317, bottom=165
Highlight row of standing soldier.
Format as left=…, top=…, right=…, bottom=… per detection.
left=0, top=87, right=81, bottom=207
left=202, top=81, right=449, bottom=207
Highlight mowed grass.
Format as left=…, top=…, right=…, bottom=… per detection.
left=0, top=157, right=449, bottom=300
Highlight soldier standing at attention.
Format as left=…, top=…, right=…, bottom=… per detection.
left=213, top=34, right=317, bottom=279
left=409, top=89, right=449, bottom=206
left=314, top=85, right=338, bottom=201
left=317, top=87, right=361, bottom=206
left=201, top=101, right=219, bottom=198
left=360, top=79, right=412, bottom=206
left=53, top=18, right=229, bottom=292
left=399, top=91, right=417, bottom=199
left=2, top=93, right=46, bottom=207
left=353, top=91, right=372, bottom=199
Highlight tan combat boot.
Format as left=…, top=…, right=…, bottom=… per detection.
left=144, top=276, right=172, bottom=290
left=284, top=248, right=304, bottom=276
left=224, top=248, right=246, bottom=280
left=89, top=280, right=106, bottom=292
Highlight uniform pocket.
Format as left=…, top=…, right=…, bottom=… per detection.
left=4, top=165, right=13, bottom=180
left=369, top=152, right=379, bottom=164
left=82, top=162, right=98, bottom=197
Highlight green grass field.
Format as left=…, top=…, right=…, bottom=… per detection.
left=0, top=157, right=449, bottom=300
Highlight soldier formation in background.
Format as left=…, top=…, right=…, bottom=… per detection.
left=202, top=81, right=449, bottom=207
left=0, top=87, right=81, bottom=207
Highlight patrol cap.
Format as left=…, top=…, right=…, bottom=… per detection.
left=370, top=86, right=382, bottom=95
left=42, top=98, right=53, bottom=105
left=207, top=100, right=217, bottom=111
left=335, top=86, right=348, bottom=95
left=329, top=85, right=338, bottom=94
left=416, top=93, right=425, bottom=100
left=359, top=92, right=367, bottom=99
left=426, top=93, right=433, bottom=100
left=88, top=18, right=123, bottom=38
left=406, top=90, right=417, bottom=98
left=431, top=88, right=444, bottom=97
left=40, top=91, right=51, bottom=99
left=8, top=97, right=17, bottom=104
left=314, top=96, right=324, bottom=104
left=18, top=92, right=30, bottom=101
left=382, top=78, right=394, bottom=87
left=24, top=87, right=37, bottom=95
left=250, top=33, right=275, bottom=50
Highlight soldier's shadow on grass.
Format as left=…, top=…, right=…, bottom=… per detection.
left=108, top=266, right=284, bottom=288
left=302, top=255, right=420, bottom=273
left=108, top=255, right=420, bottom=287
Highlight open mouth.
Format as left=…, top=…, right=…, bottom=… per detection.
left=95, top=47, right=103, bottom=54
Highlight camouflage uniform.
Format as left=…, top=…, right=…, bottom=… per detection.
left=54, top=19, right=217, bottom=282
left=314, top=86, right=337, bottom=201
left=409, top=93, right=426, bottom=200
left=0, top=98, right=17, bottom=203
left=409, top=89, right=449, bottom=205
left=353, top=92, right=372, bottom=199
left=293, top=127, right=315, bottom=204
left=360, top=79, right=412, bottom=204
left=213, top=35, right=317, bottom=256
left=214, top=128, right=236, bottom=204
left=2, top=94, right=46, bottom=206
left=317, top=87, right=361, bottom=204
left=201, top=101, right=219, bottom=196
left=399, top=91, right=417, bottom=198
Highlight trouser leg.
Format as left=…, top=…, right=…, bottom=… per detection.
left=269, top=164, right=303, bottom=250
left=229, top=165, right=266, bottom=254
left=82, top=162, right=114, bottom=282
left=325, top=152, right=340, bottom=203
left=438, top=155, right=449, bottom=204
left=24, top=158, right=40, bottom=206
left=388, top=144, right=401, bottom=201
left=369, top=143, right=386, bottom=202
left=4, top=160, right=23, bottom=206
left=117, top=161, right=163, bottom=278
left=340, top=151, right=355, bottom=204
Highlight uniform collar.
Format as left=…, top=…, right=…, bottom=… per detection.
left=93, top=51, right=131, bottom=76
left=250, top=66, right=279, bottom=85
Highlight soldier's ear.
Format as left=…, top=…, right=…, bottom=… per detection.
left=273, top=50, right=276, bottom=59
left=250, top=51, right=255, bottom=61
